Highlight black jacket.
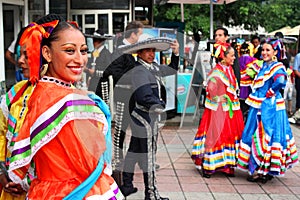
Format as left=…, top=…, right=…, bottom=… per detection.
left=130, top=53, right=179, bottom=113
left=87, top=47, right=112, bottom=91
left=95, top=42, right=135, bottom=97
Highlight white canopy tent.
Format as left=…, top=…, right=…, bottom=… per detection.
left=268, top=26, right=292, bottom=36
left=268, top=25, right=300, bottom=36
left=167, top=0, right=237, bottom=39
left=285, top=25, right=300, bottom=36
left=224, top=25, right=268, bottom=37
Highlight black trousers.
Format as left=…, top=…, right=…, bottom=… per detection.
left=122, top=109, right=161, bottom=199
left=240, top=99, right=249, bottom=121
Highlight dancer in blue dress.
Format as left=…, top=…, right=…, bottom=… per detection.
left=237, top=38, right=298, bottom=183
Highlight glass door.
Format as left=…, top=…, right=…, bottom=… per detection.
left=2, top=4, right=22, bottom=91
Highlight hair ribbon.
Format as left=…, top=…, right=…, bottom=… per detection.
left=19, top=20, right=59, bottom=85
left=213, top=42, right=230, bottom=59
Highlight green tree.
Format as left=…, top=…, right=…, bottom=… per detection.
left=214, top=1, right=263, bottom=31
left=154, top=3, right=211, bottom=37
left=154, top=0, right=300, bottom=38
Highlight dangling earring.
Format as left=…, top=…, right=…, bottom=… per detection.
left=272, top=56, right=277, bottom=61
left=40, top=62, right=49, bottom=77
left=220, top=60, right=226, bottom=66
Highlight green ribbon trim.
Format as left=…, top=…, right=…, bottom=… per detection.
left=223, top=94, right=233, bottom=118
left=246, top=67, right=257, bottom=78
left=212, top=94, right=233, bottom=118
left=210, top=77, right=217, bottom=83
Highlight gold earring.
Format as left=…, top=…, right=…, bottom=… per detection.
left=220, top=60, right=226, bottom=66
left=272, top=56, right=277, bottom=61
left=40, top=63, right=49, bottom=77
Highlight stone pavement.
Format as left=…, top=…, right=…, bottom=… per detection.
left=123, top=119, right=300, bottom=200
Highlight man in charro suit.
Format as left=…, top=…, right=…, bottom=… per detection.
left=120, top=38, right=179, bottom=200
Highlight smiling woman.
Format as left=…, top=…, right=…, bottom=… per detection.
left=41, top=26, right=88, bottom=82
left=6, top=14, right=123, bottom=200
left=237, top=38, right=298, bottom=183
left=191, top=42, right=244, bottom=178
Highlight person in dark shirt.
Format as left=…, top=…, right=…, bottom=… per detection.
left=95, top=21, right=144, bottom=185
left=84, top=29, right=112, bottom=92
left=274, top=31, right=290, bottom=70
left=251, top=35, right=262, bottom=60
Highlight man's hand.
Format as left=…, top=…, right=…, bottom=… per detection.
left=294, top=69, right=300, bottom=78
left=170, top=40, right=179, bottom=55
left=3, top=182, right=25, bottom=197
left=0, top=174, right=25, bottom=197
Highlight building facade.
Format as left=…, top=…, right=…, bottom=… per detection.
left=0, top=0, right=153, bottom=94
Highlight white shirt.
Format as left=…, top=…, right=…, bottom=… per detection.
left=8, top=39, right=16, bottom=53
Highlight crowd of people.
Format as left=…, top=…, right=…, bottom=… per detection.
left=191, top=27, right=299, bottom=182
left=0, top=12, right=299, bottom=200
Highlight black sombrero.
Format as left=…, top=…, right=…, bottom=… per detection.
left=84, top=29, right=113, bottom=40
left=118, top=37, right=174, bottom=54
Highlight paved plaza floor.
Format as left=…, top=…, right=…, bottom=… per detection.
left=122, top=117, right=300, bottom=200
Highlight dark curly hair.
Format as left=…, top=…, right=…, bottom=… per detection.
left=240, top=42, right=250, bottom=55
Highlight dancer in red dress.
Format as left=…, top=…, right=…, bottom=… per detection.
left=191, top=42, right=244, bottom=178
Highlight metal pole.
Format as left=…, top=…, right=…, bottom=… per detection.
left=181, top=3, right=184, bottom=22
left=0, top=2, right=5, bottom=84
left=210, top=0, right=214, bottom=51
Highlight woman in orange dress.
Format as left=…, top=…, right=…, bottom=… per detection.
left=0, top=14, right=65, bottom=200
left=7, top=15, right=123, bottom=199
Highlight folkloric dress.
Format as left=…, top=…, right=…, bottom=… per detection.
left=0, top=80, right=35, bottom=200
left=191, top=63, right=244, bottom=175
left=237, top=61, right=298, bottom=176
left=7, top=77, right=123, bottom=199
left=239, top=55, right=261, bottom=100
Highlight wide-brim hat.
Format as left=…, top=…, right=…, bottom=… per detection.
left=84, top=29, right=113, bottom=40
left=119, top=37, right=174, bottom=54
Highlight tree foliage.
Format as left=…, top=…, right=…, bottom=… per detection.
left=154, top=0, right=300, bottom=39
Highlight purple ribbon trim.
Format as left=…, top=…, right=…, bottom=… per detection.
left=11, top=99, right=94, bottom=157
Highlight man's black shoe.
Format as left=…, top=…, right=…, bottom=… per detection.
left=120, top=185, right=138, bottom=197
left=155, top=164, right=160, bottom=170
left=145, top=197, right=169, bottom=200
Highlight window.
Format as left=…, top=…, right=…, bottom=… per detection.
left=113, top=13, right=129, bottom=33
left=71, top=0, right=129, bottom=9
left=85, top=15, right=95, bottom=24
left=50, top=0, right=67, bottom=20
left=98, top=14, right=109, bottom=34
